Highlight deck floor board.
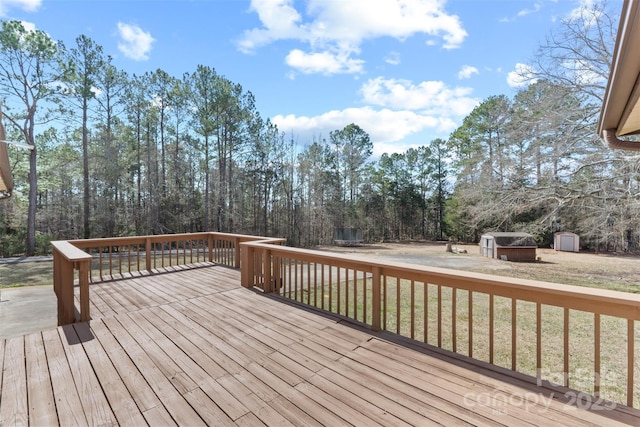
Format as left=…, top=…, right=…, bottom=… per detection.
left=2, top=265, right=639, bottom=426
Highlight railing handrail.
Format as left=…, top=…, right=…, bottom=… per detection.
left=65, top=231, right=280, bottom=248
left=241, top=240, right=640, bottom=408
left=52, top=232, right=282, bottom=326
left=242, top=241, right=640, bottom=318
left=51, top=240, right=94, bottom=261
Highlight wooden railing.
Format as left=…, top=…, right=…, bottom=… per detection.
left=240, top=241, right=640, bottom=409
left=52, top=240, right=93, bottom=325
left=52, top=232, right=280, bottom=326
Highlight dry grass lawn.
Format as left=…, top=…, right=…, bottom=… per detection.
left=317, top=241, right=640, bottom=293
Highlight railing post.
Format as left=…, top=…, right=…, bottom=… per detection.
left=241, top=243, right=254, bottom=288
left=58, top=256, right=75, bottom=326
left=273, top=255, right=281, bottom=294
left=372, top=266, right=381, bottom=332
left=264, top=248, right=273, bottom=293
left=234, top=237, right=241, bottom=269
left=78, top=260, right=90, bottom=322
left=145, top=238, right=152, bottom=272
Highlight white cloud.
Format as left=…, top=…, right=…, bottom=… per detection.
left=517, top=2, right=543, bottom=17
left=272, top=76, right=479, bottom=156
left=273, top=106, right=456, bottom=157
left=567, top=0, right=601, bottom=22
left=285, top=48, right=364, bottom=75
left=500, top=1, right=543, bottom=23
left=116, top=22, right=155, bottom=61
left=19, top=20, right=36, bottom=33
left=0, top=0, right=41, bottom=17
left=238, top=0, right=467, bottom=75
left=237, top=0, right=304, bottom=53
left=360, top=77, right=478, bottom=116
left=385, top=51, right=401, bottom=66
left=458, top=65, right=479, bottom=80
left=507, top=63, right=537, bottom=88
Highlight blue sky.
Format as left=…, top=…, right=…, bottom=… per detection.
left=0, top=0, right=612, bottom=157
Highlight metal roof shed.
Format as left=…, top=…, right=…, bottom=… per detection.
left=480, top=232, right=538, bottom=262
left=554, top=232, right=580, bottom=252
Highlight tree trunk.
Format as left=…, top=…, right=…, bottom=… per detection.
left=26, top=146, right=37, bottom=256
left=83, top=98, right=90, bottom=239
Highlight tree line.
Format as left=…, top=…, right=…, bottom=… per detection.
left=0, top=1, right=635, bottom=256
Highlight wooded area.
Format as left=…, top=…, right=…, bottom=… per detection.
left=0, top=1, right=636, bottom=256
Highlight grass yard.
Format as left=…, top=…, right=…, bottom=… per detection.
left=0, top=259, right=53, bottom=288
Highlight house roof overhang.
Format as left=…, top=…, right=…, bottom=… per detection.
left=0, top=109, right=13, bottom=199
left=598, top=0, right=640, bottom=150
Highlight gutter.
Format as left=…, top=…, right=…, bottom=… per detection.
left=602, top=128, right=640, bottom=151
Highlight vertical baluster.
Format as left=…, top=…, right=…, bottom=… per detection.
left=294, top=259, right=298, bottom=301
left=396, top=277, right=400, bottom=335
left=594, top=312, right=601, bottom=397
left=536, top=302, right=542, bottom=382
left=383, top=276, right=387, bottom=331
left=489, top=294, right=494, bottom=364
left=451, top=288, right=457, bottom=352
left=345, top=268, right=350, bottom=317
left=628, top=319, right=635, bottom=408
left=512, top=298, right=517, bottom=371
left=307, top=262, right=311, bottom=305
left=437, top=285, right=442, bottom=348
left=423, top=282, right=428, bottom=343
left=321, top=264, right=325, bottom=310
left=353, top=269, right=357, bottom=321
left=564, top=307, right=570, bottom=387
left=468, top=291, right=473, bottom=358
left=329, top=265, right=333, bottom=312
left=372, top=267, right=380, bottom=332
left=363, top=271, right=367, bottom=324
left=410, top=279, right=415, bottom=340
left=108, top=245, right=113, bottom=277
left=286, top=257, right=291, bottom=295
left=313, top=262, right=318, bottom=307
left=337, top=268, right=341, bottom=315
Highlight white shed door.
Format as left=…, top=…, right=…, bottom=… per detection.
left=560, top=235, right=574, bottom=251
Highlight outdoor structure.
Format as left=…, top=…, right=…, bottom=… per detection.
left=0, top=107, right=13, bottom=200
left=554, top=231, right=580, bottom=252
left=479, top=231, right=538, bottom=261
left=0, top=231, right=637, bottom=424
left=598, top=0, right=640, bottom=148
left=334, top=227, right=364, bottom=246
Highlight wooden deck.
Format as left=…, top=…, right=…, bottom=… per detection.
left=1, top=265, right=639, bottom=426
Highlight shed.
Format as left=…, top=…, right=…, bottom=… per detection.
left=334, top=227, right=364, bottom=246
left=480, top=232, right=537, bottom=262
left=554, top=232, right=580, bottom=252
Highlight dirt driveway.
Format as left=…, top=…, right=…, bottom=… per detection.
left=315, top=241, right=640, bottom=293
